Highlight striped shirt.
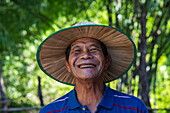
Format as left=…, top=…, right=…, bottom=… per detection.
left=39, top=86, right=148, bottom=113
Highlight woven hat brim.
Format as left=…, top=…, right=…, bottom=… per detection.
left=36, top=25, right=136, bottom=86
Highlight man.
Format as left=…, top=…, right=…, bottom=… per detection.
left=37, top=22, right=148, bottom=113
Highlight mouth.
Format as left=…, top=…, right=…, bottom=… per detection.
left=78, top=64, right=96, bottom=69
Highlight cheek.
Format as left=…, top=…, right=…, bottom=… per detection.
left=96, top=55, right=105, bottom=63
left=68, top=55, right=78, bottom=67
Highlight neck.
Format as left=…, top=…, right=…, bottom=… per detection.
left=75, top=79, right=105, bottom=113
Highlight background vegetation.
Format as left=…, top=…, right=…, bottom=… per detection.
left=0, top=0, right=170, bottom=113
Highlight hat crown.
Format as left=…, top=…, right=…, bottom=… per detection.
left=73, top=21, right=96, bottom=26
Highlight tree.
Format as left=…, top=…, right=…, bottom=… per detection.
left=0, top=0, right=170, bottom=112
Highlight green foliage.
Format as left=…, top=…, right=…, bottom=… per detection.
left=154, top=56, right=170, bottom=109
left=0, top=0, right=170, bottom=112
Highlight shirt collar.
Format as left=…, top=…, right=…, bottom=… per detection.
left=98, top=86, right=114, bottom=109
left=68, top=89, right=81, bottom=110
left=68, top=86, right=114, bottom=110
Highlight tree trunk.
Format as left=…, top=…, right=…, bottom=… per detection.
left=138, top=1, right=152, bottom=112
left=106, top=0, right=113, bottom=26
left=0, top=60, right=8, bottom=113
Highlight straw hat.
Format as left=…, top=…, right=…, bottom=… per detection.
left=37, top=22, right=136, bottom=86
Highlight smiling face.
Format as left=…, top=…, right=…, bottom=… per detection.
left=65, top=38, right=111, bottom=82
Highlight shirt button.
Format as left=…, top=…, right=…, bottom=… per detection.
left=82, top=107, right=86, bottom=110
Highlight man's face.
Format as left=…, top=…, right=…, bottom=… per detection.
left=65, top=38, right=110, bottom=81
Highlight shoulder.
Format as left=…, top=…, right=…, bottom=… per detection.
left=109, top=88, right=148, bottom=112
left=112, top=89, right=141, bottom=102
left=39, top=90, right=72, bottom=113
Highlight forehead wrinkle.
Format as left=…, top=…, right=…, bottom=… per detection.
left=89, top=43, right=100, bottom=48
left=71, top=41, right=100, bottom=49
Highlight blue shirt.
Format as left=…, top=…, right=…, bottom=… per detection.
left=40, top=86, right=148, bottom=113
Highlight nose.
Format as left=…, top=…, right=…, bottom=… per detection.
left=80, top=50, right=93, bottom=59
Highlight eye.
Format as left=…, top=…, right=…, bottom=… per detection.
left=90, top=48, right=97, bottom=52
left=73, top=49, right=81, bottom=53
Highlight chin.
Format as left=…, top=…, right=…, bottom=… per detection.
left=78, top=74, right=99, bottom=80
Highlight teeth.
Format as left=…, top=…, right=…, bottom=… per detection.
left=79, top=65, right=95, bottom=68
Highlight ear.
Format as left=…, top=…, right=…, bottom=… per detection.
left=65, top=60, right=71, bottom=72
left=104, top=54, right=112, bottom=70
